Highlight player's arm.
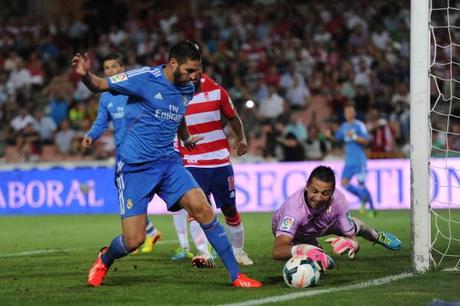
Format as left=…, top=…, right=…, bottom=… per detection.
left=177, top=117, right=203, bottom=150
left=228, top=114, right=247, bottom=156
left=220, top=88, right=248, bottom=156
left=82, top=95, right=110, bottom=148
left=272, top=234, right=295, bottom=260
left=354, top=122, right=370, bottom=145
left=71, top=53, right=109, bottom=92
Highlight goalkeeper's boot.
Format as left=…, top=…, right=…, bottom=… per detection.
left=234, top=249, right=254, bottom=266
left=171, top=247, right=194, bottom=261
left=141, top=231, right=162, bottom=253
left=232, top=273, right=262, bottom=288
left=88, top=247, right=109, bottom=287
left=376, top=231, right=402, bottom=251
left=192, top=255, right=215, bottom=268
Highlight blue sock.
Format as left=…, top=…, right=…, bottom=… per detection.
left=201, top=218, right=240, bottom=281
left=360, top=186, right=375, bottom=210
left=101, top=235, right=131, bottom=267
left=344, top=184, right=365, bottom=201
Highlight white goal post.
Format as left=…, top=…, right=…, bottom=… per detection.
left=410, top=0, right=431, bottom=273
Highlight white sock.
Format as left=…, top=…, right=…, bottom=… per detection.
left=145, top=219, right=157, bottom=238
left=226, top=223, right=245, bottom=254
left=173, top=209, right=189, bottom=249
left=189, top=219, right=210, bottom=256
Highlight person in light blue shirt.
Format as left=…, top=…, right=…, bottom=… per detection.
left=335, top=104, right=376, bottom=217
left=82, top=53, right=161, bottom=254
left=72, top=40, right=261, bottom=288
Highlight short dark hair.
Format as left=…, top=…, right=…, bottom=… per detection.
left=307, top=166, right=336, bottom=190
left=168, top=40, right=201, bottom=64
left=102, top=53, right=125, bottom=66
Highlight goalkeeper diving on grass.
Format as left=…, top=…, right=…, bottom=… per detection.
left=271, top=165, right=401, bottom=271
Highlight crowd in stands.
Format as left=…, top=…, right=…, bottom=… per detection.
left=0, top=0, right=412, bottom=163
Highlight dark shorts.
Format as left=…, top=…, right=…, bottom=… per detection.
left=186, top=164, right=236, bottom=209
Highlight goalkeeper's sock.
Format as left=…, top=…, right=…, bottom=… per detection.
left=173, top=210, right=190, bottom=249
left=201, top=217, right=239, bottom=281
left=352, top=217, right=379, bottom=241
left=102, top=235, right=132, bottom=267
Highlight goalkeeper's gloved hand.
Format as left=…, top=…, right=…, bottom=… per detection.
left=291, top=244, right=335, bottom=271
left=325, top=236, right=359, bottom=259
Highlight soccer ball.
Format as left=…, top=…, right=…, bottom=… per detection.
left=283, top=256, right=321, bottom=288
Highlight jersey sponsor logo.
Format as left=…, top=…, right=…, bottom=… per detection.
left=110, top=73, right=128, bottom=83
left=280, top=216, right=295, bottom=231
left=154, top=92, right=163, bottom=100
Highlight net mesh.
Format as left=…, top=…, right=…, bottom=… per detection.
left=429, top=0, right=460, bottom=270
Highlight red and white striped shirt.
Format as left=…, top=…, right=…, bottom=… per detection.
left=179, top=74, right=237, bottom=167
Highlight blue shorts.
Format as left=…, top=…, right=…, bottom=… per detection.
left=341, top=163, right=367, bottom=184
left=116, top=159, right=199, bottom=218
left=186, top=165, right=236, bottom=209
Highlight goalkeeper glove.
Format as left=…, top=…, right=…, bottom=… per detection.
left=325, top=236, right=359, bottom=259
left=291, top=244, right=335, bottom=271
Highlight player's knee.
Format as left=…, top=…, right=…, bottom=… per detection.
left=221, top=204, right=237, bottom=218
left=192, top=202, right=214, bottom=224
left=125, top=233, right=146, bottom=250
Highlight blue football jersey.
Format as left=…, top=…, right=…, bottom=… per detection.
left=86, top=92, right=127, bottom=149
left=335, top=120, right=369, bottom=165
left=107, top=65, right=194, bottom=164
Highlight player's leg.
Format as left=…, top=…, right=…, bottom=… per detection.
left=179, top=189, right=260, bottom=286
left=87, top=161, right=157, bottom=287
left=160, top=162, right=261, bottom=287
left=140, top=217, right=161, bottom=253
left=88, top=214, right=146, bottom=287
left=211, top=165, right=253, bottom=265
left=341, top=164, right=367, bottom=213
left=171, top=209, right=194, bottom=260
left=356, top=164, right=376, bottom=217
left=352, top=217, right=401, bottom=250
left=185, top=167, right=214, bottom=267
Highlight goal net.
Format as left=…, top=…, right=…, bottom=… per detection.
left=412, top=0, right=460, bottom=272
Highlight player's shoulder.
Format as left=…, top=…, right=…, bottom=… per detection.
left=201, top=74, right=226, bottom=92
left=331, top=189, right=349, bottom=209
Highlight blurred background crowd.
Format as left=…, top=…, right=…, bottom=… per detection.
left=0, top=0, right=413, bottom=163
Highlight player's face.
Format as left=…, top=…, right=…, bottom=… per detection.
left=193, top=68, right=203, bottom=93
left=344, top=106, right=356, bottom=122
left=103, top=59, right=124, bottom=77
left=173, top=59, right=202, bottom=85
left=305, top=178, right=334, bottom=209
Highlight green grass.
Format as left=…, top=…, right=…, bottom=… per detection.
left=0, top=211, right=459, bottom=306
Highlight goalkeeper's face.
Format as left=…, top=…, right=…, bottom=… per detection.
left=305, top=178, right=334, bottom=209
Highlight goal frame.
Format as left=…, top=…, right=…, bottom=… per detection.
left=410, top=0, right=431, bottom=273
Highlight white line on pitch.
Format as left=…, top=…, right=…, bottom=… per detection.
left=219, top=272, right=416, bottom=306
left=0, top=239, right=178, bottom=258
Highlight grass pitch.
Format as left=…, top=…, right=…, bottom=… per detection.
left=0, top=211, right=459, bottom=306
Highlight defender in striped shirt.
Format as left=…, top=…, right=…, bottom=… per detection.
left=173, top=73, right=254, bottom=267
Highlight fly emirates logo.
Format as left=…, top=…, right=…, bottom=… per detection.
left=154, top=104, right=183, bottom=122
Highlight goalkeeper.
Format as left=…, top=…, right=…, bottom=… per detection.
left=271, top=165, right=401, bottom=268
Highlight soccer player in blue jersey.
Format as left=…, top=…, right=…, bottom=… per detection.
left=72, top=40, right=261, bottom=288
left=81, top=53, right=161, bottom=254
left=334, top=104, right=376, bottom=217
